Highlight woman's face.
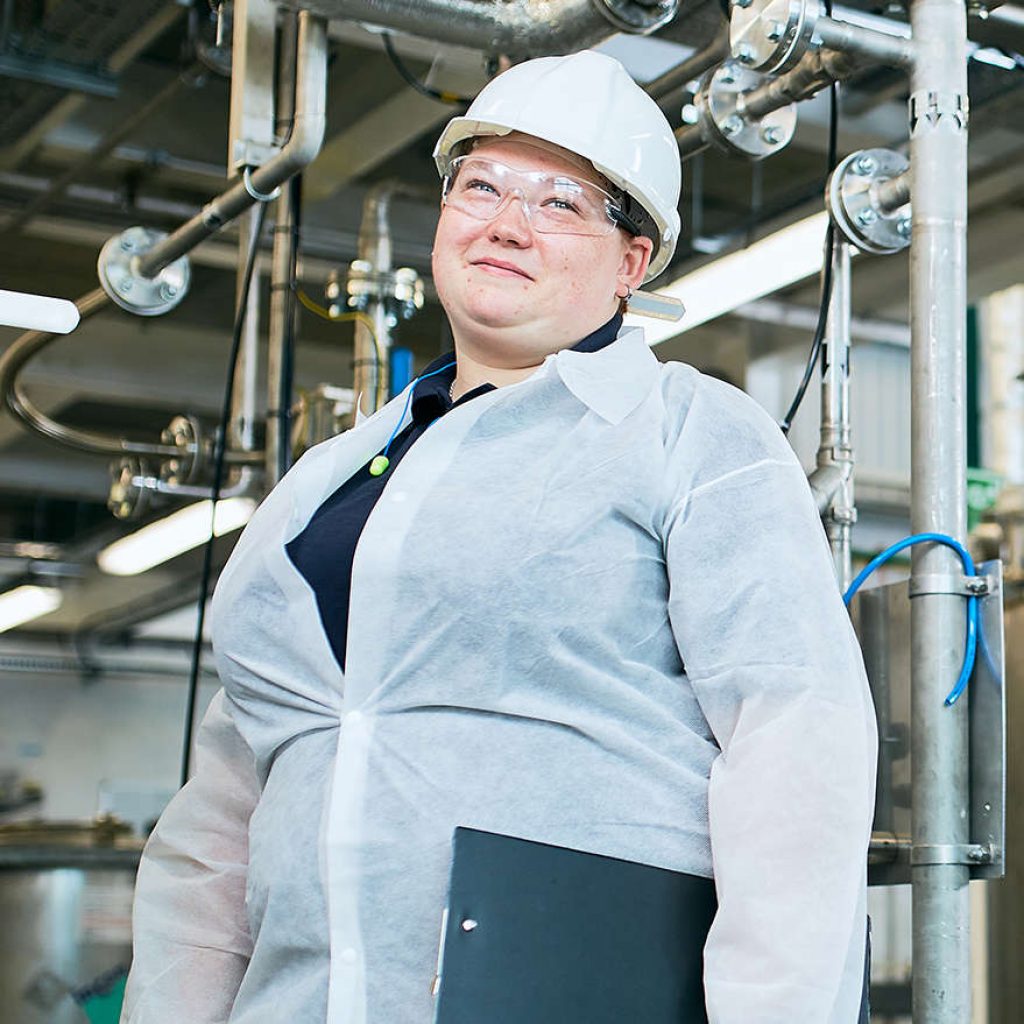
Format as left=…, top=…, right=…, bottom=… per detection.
left=431, top=136, right=653, bottom=366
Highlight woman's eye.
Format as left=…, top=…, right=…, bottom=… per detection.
left=465, top=178, right=499, bottom=195
left=543, top=197, right=582, bottom=214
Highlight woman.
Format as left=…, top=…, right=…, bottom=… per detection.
left=123, top=51, right=877, bottom=1024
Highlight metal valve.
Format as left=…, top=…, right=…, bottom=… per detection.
left=327, top=261, right=425, bottom=326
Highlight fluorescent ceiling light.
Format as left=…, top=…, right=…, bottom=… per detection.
left=971, top=47, right=1018, bottom=70
left=0, top=585, right=63, bottom=633
left=97, top=497, right=257, bottom=576
left=0, top=288, right=80, bottom=333
left=627, top=211, right=833, bottom=345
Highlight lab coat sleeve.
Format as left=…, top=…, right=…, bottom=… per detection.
left=121, top=688, right=260, bottom=1024
left=662, top=380, right=877, bottom=1023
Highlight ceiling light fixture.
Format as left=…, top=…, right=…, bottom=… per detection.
left=0, top=585, right=64, bottom=633
left=0, top=288, right=80, bottom=333
left=97, top=497, right=257, bottom=577
left=627, top=211, right=836, bottom=345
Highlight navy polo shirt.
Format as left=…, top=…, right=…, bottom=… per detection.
left=286, top=313, right=623, bottom=671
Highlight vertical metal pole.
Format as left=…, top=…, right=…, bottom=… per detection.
left=231, top=207, right=262, bottom=452
left=908, top=0, right=971, bottom=1019
left=266, top=13, right=299, bottom=486
left=821, top=239, right=854, bottom=591
left=353, top=187, right=393, bottom=417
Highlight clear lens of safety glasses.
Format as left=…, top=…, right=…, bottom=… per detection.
left=442, top=156, right=631, bottom=237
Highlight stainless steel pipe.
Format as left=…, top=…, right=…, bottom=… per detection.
left=875, top=170, right=911, bottom=213
left=820, top=240, right=854, bottom=591
left=278, top=0, right=661, bottom=58
left=137, top=11, right=327, bottom=279
left=266, top=14, right=301, bottom=486
left=353, top=185, right=396, bottom=419
left=907, top=0, right=971, bottom=1018
left=815, top=15, right=915, bottom=69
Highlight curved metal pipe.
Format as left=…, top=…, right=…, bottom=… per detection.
left=279, top=0, right=676, bottom=58
left=0, top=286, right=259, bottom=462
left=0, top=12, right=329, bottom=463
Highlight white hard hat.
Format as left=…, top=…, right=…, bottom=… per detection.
left=433, top=51, right=682, bottom=281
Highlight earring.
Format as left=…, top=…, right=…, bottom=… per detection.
left=616, top=285, right=633, bottom=301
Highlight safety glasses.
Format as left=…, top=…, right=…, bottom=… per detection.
left=441, top=155, right=640, bottom=238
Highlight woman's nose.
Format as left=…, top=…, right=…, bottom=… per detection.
left=487, top=194, right=533, bottom=246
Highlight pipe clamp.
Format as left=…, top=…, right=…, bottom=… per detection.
left=911, top=843, right=995, bottom=866
left=908, top=573, right=991, bottom=598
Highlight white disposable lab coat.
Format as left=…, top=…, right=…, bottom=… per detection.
left=122, top=326, right=878, bottom=1024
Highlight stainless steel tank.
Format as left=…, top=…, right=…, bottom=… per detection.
left=0, top=817, right=141, bottom=1024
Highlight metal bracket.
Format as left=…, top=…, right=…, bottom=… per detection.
left=911, top=843, right=996, bottom=866
left=908, top=574, right=993, bottom=598
left=228, top=0, right=281, bottom=173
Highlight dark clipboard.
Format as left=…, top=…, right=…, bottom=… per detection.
left=432, top=827, right=716, bottom=1024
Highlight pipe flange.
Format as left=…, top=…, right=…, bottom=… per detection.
left=827, top=148, right=911, bottom=255
left=159, top=414, right=204, bottom=487
left=593, top=0, right=680, bottom=33
left=696, top=62, right=797, bottom=159
left=97, top=227, right=191, bottom=317
left=730, top=0, right=820, bottom=75
left=108, top=456, right=154, bottom=521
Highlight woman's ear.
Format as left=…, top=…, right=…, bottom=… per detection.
left=617, top=235, right=654, bottom=296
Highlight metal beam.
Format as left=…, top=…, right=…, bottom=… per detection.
left=0, top=52, right=119, bottom=97
left=0, top=2, right=186, bottom=171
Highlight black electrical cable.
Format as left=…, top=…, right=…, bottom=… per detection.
left=778, top=41, right=840, bottom=437
left=180, top=199, right=269, bottom=788
left=380, top=32, right=473, bottom=105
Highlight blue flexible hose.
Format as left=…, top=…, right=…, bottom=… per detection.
left=843, top=532, right=978, bottom=707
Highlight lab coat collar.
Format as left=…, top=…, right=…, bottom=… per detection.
left=406, top=320, right=658, bottom=429
left=553, top=325, right=659, bottom=425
